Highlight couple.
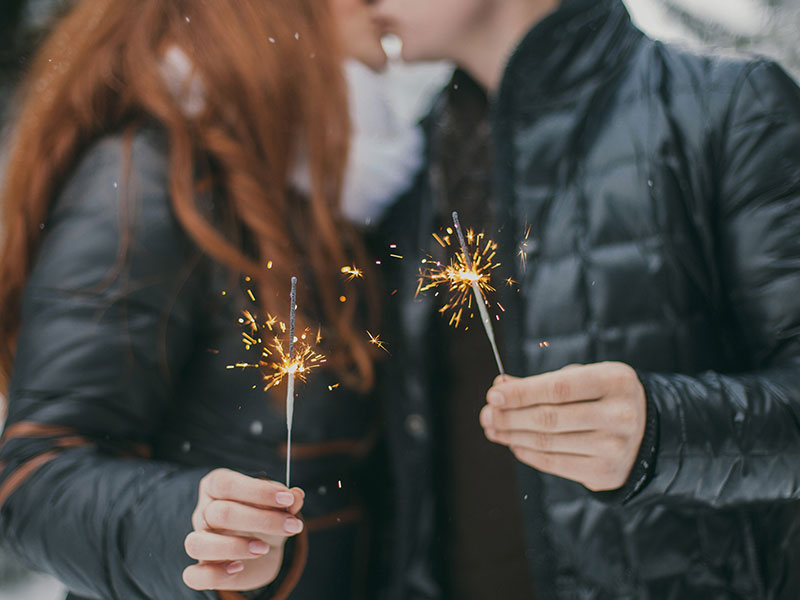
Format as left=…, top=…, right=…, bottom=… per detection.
left=2, top=0, right=800, bottom=599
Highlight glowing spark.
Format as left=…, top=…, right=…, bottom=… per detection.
left=247, top=289, right=256, bottom=302
left=340, top=265, right=363, bottom=281
left=260, top=336, right=326, bottom=390
left=328, top=383, right=340, bottom=391
left=519, top=224, right=533, bottom=272
left=367, top=330, right=390, bottom=353
left=389, top=254, right=404, bottom=259
left=242, top=310, right=259, bottom=334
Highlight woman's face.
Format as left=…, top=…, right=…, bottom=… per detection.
left=332, top=0, right=387, bottom=71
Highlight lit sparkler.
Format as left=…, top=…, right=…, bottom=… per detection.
left=228, top=276, right=326, bottom=488
left=416, top=212, right=505, bottom=374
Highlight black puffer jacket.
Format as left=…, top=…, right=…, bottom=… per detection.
left=378, top=1, right=800, bottom=598
left=0, top=129, right=380, bottom=600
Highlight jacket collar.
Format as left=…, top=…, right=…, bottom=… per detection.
left=495, top=0, right=643, bottom=110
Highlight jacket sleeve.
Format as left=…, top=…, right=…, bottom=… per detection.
left=623, top=60, right=800, bottom=508
left=0, top=131, right=216, bottom=599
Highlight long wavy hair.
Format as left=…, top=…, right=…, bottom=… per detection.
left=0, top=0, right=379, bottom=396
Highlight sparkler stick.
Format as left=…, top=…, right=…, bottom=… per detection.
left=452, top=212, right=505, bottom=375
left=286, top=276, right=297, bottom=488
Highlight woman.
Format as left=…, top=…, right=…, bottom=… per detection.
left=0, top=0, right=393, bottom=598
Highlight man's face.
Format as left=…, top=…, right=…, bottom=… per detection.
left=371, top=0, right=493, bottom=62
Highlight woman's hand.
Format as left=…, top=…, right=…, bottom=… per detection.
left=182, top=469, right=305, bottom=591
left=480, top=362, right=646, bottom=492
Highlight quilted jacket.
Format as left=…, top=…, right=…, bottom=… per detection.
left=376, top=0, right=800, bottom=598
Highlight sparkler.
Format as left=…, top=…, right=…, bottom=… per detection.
left=452, top=212, right=505, bottom=375
left=228, top=276, right=325, bottom=488
left=416, top=212, right=505, bottom=374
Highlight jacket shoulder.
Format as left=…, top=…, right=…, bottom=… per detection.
left=31, top=127, right=195, bottom=294
left=633, top=38, right=789, bottom=100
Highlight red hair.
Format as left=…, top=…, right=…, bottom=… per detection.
left=0, top=0, right=378, bottom=396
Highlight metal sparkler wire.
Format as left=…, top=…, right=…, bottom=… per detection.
left=286, top=276, right=297, bottom=488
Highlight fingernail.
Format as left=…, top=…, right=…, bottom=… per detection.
left=481, top=408, right=493, bottom=427
left=276, top=491, right=295, bottom=506
left=226, top=561, right=244, bottom=575
left=249, top=540, right=270, bottom=555
left=487, top=391, right=505, bottom=406
left=284, top=517, right=304, bottom=534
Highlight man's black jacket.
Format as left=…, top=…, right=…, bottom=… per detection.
left=377, top=0, right=800, bottom=598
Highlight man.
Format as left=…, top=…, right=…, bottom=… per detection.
left=372, top=0, right=800, bottom=598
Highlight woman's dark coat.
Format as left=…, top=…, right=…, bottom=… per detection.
left=0, top=129, right=379, bottom=599
left=377, top=0, right=800, bottom=598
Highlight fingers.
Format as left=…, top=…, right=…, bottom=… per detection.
left=480, top=402, right=597, bottom=434
left=286, top=487, right=305, bottom=515
left=183, top=562, right=238, bottom=591
left=203, top=500, right=304, bottom=537
left=485, top=428, right=625, bottom=457
left=201, top=469, right=303, bottom=510
left=492, top=374, right=520, bottom=386
left=185, top=530, right=270, bottom=562
left=487, top=363, right=615, bottom=409
left=183, top=559, right=270, bottom=591
left=508, top=447, right=602, bottom=485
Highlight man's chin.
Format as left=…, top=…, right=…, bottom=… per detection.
left=400, top=46, right=440, bottom=64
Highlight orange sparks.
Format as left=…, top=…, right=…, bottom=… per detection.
left=261, top=337, right=326, bottom=390
left=416, top=228, right=501, bottom=329
left=340, top=265, right=363, bottom=281
left=519, top=224, right=533, bottom=272
left=241, top=310, right=259, bottom=334
left=231, top=285, right=325, bottom=391
left=366, top=330, right=390, bottom=353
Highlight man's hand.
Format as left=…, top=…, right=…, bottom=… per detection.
left=183, top=469, right=305, bottom=591
left=480, top=362, right=646, bottom=492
